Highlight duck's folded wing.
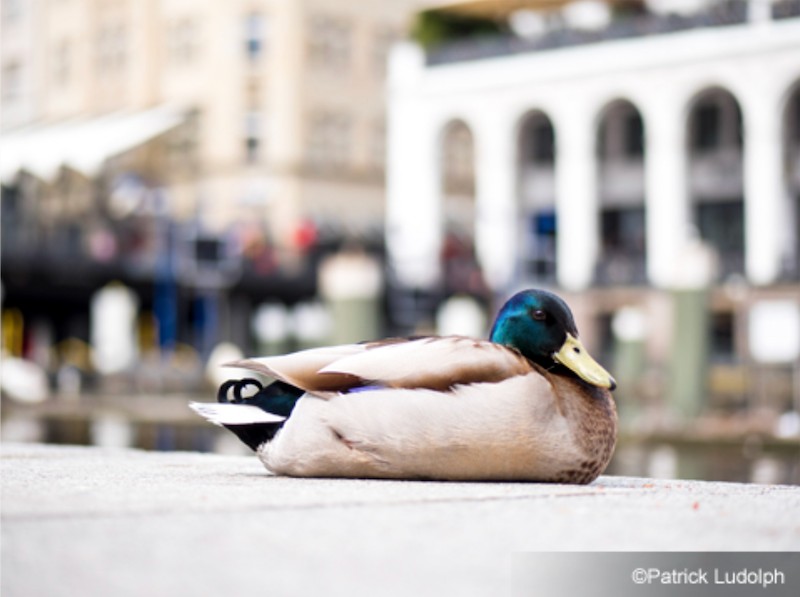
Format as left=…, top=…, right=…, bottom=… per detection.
left=228, top=343, right=368, bottom=392
left=321, top=337, right=533, bottom=391
left=229, top=337, right=533, bottom=394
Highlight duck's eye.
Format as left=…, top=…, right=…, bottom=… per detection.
left=531, top=309, right=547, bottom=321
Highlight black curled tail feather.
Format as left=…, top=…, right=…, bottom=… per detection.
left=217, top=378, right=303, bottom=451
left=218, top=378, right=264, bottom=404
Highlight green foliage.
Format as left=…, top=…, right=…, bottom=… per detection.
left=410, top=10, right=504, bottom=49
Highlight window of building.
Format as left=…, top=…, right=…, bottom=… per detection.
left=524, top=210, right=557, bottom=281
left=524, top=120, right=555, bottom=165
left=52, top=40, right=71, bottom=86
left=244, top=12, right=266, bottom=62
left=601, top=207, right=645, bottom=254
left=696, top=200, right=745, bottom=276
left=166, top=110, right=200, bottom=172
left=307, top=15, right=351, bottom=72
left=1, top=61, right=21, bottom=103
left=369, top=121, right=386, bottom=172
left=167, top=19, right=197, bottom=65
left=96, top=23, right=127, bottom=72
left=598, top=105, right=643, bottom=161
left=244, top=111, right=262, bottom=164
left=597, top=205, right=647, bottom=284
left=709, top=312, right=736, bottom=363
left=692, top=103, right=721, bottom=151
left=519, top=114, right=555, bottom=168
left=624, top=112, right=644, bottom=157
left=442, top=121, right=475, bottom=193
left=595, top=313, right=615, bottom=369
left=246, top=80, right=260, bottom=109
left=306, top=111, right=352, bottom=171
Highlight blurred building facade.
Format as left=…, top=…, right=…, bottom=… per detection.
left=387, top=0, right=800, bottom=418
left=1, top=0, right=418, bottom=385
left=2, top=0, right=414, bottom=235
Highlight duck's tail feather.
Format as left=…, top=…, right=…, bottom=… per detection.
left=190, top=377, right=304, bottom=451
left=189, top=402, right=286, bottom=426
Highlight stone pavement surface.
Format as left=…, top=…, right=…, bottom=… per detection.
left=2, top=443, right=799, bottom=597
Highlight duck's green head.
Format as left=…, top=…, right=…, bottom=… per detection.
left=489, top=289, right=616, bottom=390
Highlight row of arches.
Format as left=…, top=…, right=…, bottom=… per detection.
left=436, top=81, right=800, bottom=292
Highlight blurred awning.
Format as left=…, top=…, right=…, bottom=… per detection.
left=0, top=105, right=186, bottom=184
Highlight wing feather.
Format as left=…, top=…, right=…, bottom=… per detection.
left=230, top=337, right=533, bottom=395
left=228, top=344, right=367, bottom=392
left=321, top=337, right=533, bottom=391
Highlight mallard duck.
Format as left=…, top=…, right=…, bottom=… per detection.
left=191, top=289, right=617, bottom=483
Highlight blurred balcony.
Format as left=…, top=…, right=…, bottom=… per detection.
left=427, top=0, right=780, bottom=65
left=423, top=0, right=793, bottom=65
left=594, top=250, right=647, bottom=286
left=689, top=147, right=743, bottom=199
left=1, top=220, right=122, bottom=290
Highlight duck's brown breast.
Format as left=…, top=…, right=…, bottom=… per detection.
left=542, top=372, right=618, bottom=484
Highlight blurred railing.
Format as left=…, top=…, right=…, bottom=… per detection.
left=717, top=250, right=746, bottom=281
left=774, top=0, right=800, bottom=19
left=595, top=251, right=648, bottom=287
left=1, top=220, right=121, bottom=283
left=1, top=214, right=318, bottom=297
left=520, top=256, right=558, bottom=286
left=425, top=0, right=800, bottom=65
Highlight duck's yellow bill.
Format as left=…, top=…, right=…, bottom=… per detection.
left=553, top=334, right=616, bottom=390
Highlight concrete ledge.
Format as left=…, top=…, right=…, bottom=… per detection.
left=2, top=443, right=799, bottom=597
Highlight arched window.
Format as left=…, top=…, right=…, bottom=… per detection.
left=440, top=119, right=483, bottom=294
left=596, top=99, right=646, bottom=285
left=687, top=87, right=745, bottom=279
left=517, top=111, right=557, bottom=283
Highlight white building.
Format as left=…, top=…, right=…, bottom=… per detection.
left=386, top=0, right=800, bottom=396
left=388, top=1, right=800, bottom=292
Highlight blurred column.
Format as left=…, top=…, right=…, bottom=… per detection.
left=386, top=43, right=442, bottom=290
left=743, top=96, right=785, bottom=285
left=748, top=300, right=800, bottom=412
left=612, top=306, right=647, bottom=422
left=91, top=282, right=139, bottom=376
left=474, top=111, right=517, bottom=291
left=748, top=0, right=773, bottom=23
left=644, top=97, right=691, bottom=288
left=319, top=251, right=382, bottom=344
left=91, top=414, right=134, bottom=449
left=554, top=101, right=598, bottom=291
left=667, top=238, right=717, bottom=419
left=251, top=303, right=290, bottom=355
left=193, top=291, right=219, bottom=363
left=154, top=219, right=178, bottom=353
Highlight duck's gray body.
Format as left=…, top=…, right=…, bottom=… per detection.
left=261, top=371, right=616, bottom=483
left=192, top=290, right=619, bottom=483
left=195, top=336, right=617, bottom=484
